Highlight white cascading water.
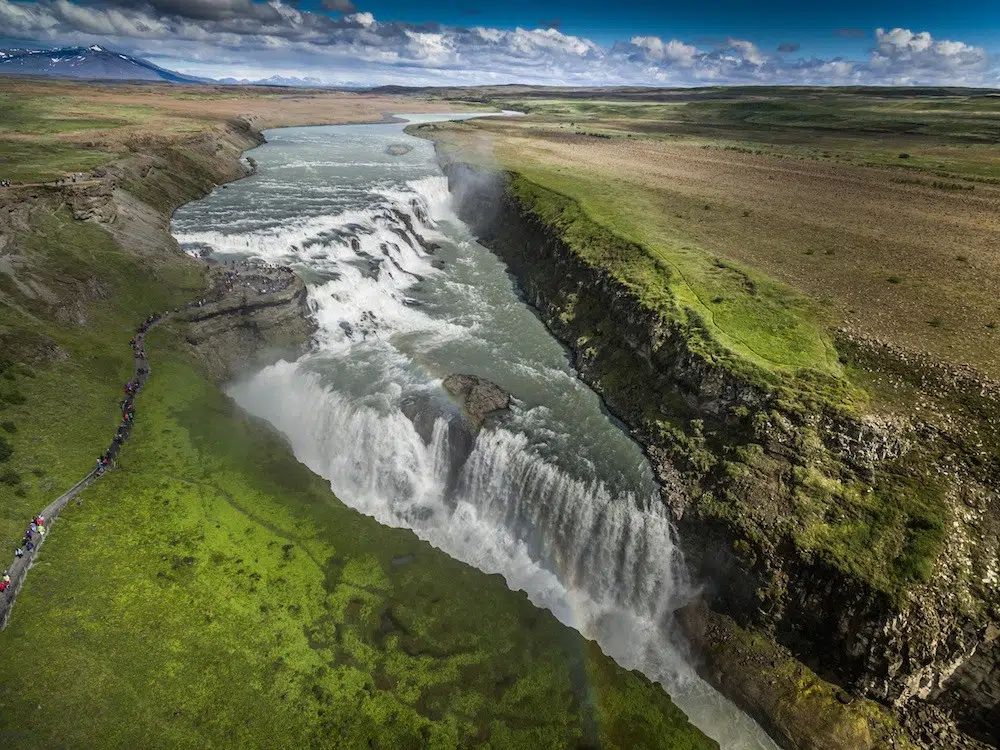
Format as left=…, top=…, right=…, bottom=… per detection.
left=172, top=116, right=778, bottom=749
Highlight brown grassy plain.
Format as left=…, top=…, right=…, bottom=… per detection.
left=428, top=109, right=1000, bottom=380
left=0, top=77, right=484, bottom=182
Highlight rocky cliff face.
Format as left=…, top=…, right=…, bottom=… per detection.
left=443, top=162, right=999, bottom=748
left=1, top=118, right=314, bottom=382
left=177, top=266, right=315, bottom=383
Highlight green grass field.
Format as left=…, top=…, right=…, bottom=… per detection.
left=500, top=90, right=1000, bottom=143
left=508, top=168, right=840, bottom=377
left=491, top=93, right=1000, bottom=183
left=0, top=210, right=203, bottom=546
left=0, top=140, right=115, bottom=183
left=0, top=199, right=713, bottom=747
left=1, top=340, right=711, bottom=748
left=0, top=93, right=156, bottom=135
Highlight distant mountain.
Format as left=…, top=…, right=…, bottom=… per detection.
left=215, top=74, right=365, bottom=89
left=0, top=44, right=372, bottom=88
left=0, top=45, right=204, bottom=83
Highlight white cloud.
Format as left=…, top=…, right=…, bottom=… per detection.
left=726, top=39, right=765, bottom=66
left=345, top=11, right=374, bottom=28
left=868, top=27, right=990, bottom=82
left=0, top=2, right=996, bottom=87
left=629, top=37, right=698, bottom=66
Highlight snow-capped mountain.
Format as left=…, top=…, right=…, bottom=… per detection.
left=0, top=44, right=368, bottom=88
left=0, top=45, right=204, bottom=83
left=216, top=74, right=327, bottom=87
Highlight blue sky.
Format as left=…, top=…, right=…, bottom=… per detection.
left=295, top=0, right=1000, bottom=55
left=1, top=0, right=998, bottom=86
left=341, top=0, right=998, bottom=48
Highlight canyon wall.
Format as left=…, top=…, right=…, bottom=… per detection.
left=442, top=162, right=999, bottom=749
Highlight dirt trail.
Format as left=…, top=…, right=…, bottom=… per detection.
left=0, top=259, right=302, bottom=628
left=0, top=313, right=162, bottom=630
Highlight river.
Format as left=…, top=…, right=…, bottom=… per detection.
left=171, top=113, right=778, bottom=749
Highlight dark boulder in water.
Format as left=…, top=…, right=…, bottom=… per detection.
left=399, top=391, right=476, bottom=503
left=442, top=374, right=511, bottom=430
left=386, top=144, right=413, bottom=156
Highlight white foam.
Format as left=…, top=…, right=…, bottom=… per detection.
left=176, top=120, right=780, bottom=750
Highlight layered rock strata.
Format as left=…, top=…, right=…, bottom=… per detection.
left=441, top=161, right=999, bottom=749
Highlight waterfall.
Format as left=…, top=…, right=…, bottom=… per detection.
left=173, top=119, right=779, bottom=749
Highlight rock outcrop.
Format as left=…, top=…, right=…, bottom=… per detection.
left=176, top=266, right=314, bottom=383
left=677, top=599, right=923, bottom=750
left=397, top=375, right=510, bottom=502
left=442, top=373, right=511, bottom=429
left=0, top=117, right=314, bottom=385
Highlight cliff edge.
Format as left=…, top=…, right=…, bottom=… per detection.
left=440, top=161, right=999, bottom=750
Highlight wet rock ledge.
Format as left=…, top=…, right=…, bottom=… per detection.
left=177, top=263, right=315, bottom=382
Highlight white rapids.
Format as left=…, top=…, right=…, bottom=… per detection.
left=171, top=113, right=778, bottom=749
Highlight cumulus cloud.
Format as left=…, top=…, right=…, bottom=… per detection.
left=869, top=27, right=989, bottom=81
left=624, top=36, right=699, bottom=66
left=725, top=38, right=765, bottom=66
left=0, top=1, right=995, bottom=87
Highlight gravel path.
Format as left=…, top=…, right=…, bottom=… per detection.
left=0, top=261, right=298, bottom=630
left=0, top=313, right=163, bottom=630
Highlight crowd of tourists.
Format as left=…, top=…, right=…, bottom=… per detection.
left=2, top=264, right=298, bottom=611
left=10, top=516, right=46, bottom=562
left=190, top=260, right=296, bottom=308
left=3, top=312, right=160, bottom=603
left=97, top=314, right=158, bottom=474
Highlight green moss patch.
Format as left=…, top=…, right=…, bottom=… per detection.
left=0, top=139, right=115, bottom=183
left=691, top=605, right=918, bottom=750
left=0, top=327, right=713, bottom=749
left=0, top=197, right=712, bottom=747
left=506, top=171, right=840, bottom=380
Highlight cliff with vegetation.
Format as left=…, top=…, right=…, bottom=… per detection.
left=439, top=159, right=999, bottom=749
left=0, top=102, right=716, bottom=746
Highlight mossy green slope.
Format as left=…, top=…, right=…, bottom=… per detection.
left=418, top=120, right=841, bottom=381
left=0, top=209, right=203, bottom=548
left=508, top=168, right=840, bottom=378
left=507, top=176, right=946, bottom=597
left=0, top=203, right=713, bottom=747
left=0, top=332, right=713, bottom=749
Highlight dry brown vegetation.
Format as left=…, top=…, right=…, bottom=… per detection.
left=426, top=104, right=1000, bottom=379
left=0, top=77, right=483, bottom=182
